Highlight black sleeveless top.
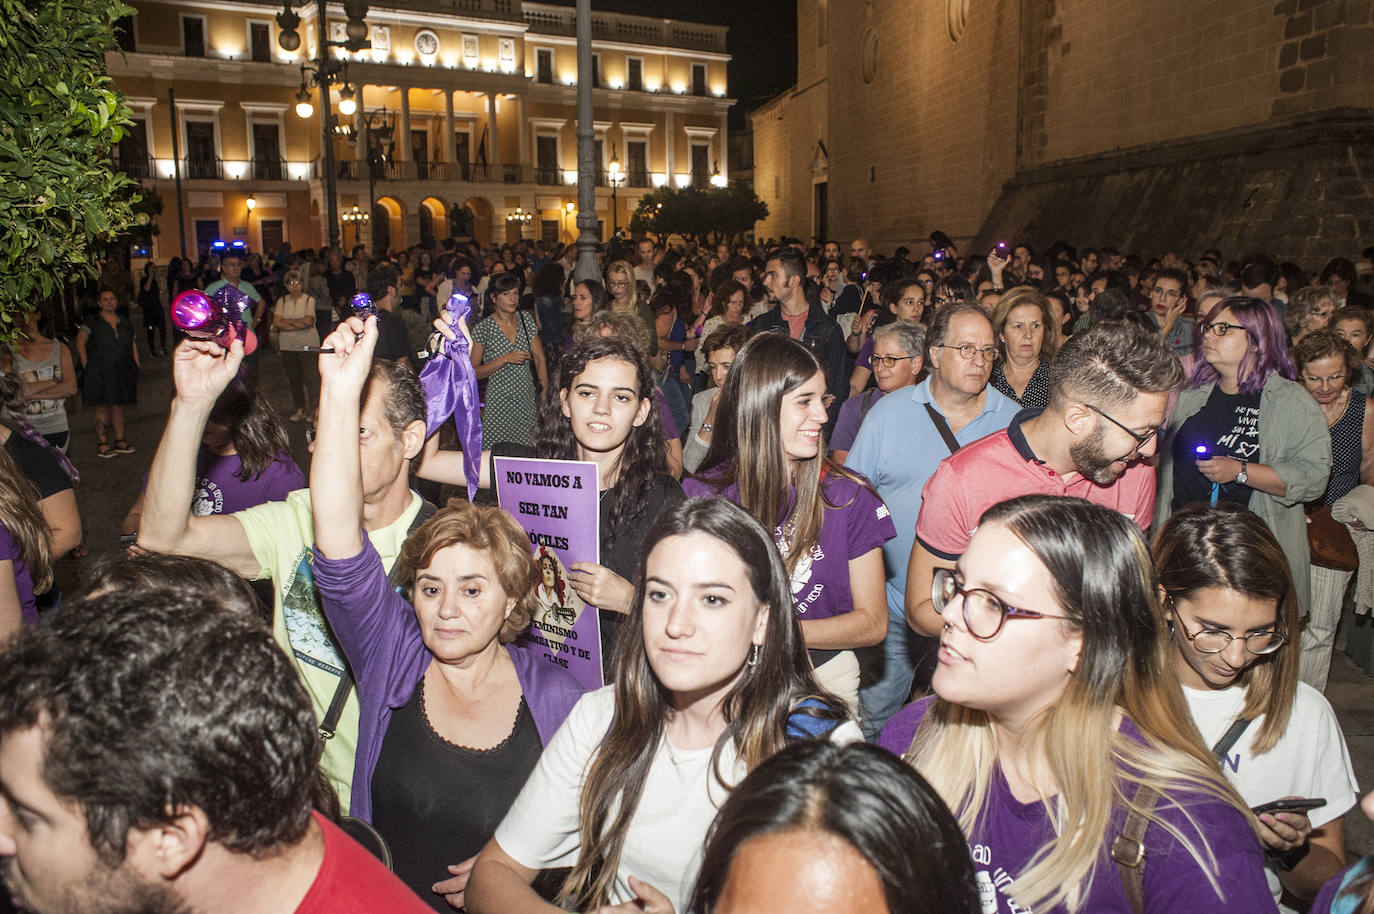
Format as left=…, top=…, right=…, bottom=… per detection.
left=1323, top=393, right=1366, bottom=505
left=371, top=680, right=542, bottom=911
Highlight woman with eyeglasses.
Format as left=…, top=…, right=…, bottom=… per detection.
left=879, top=494, right=1273, bottom=913
left=604, top=259, right=659, bottom=359
left=846, top=279, right=928, bottom=400
left=1153, top=295, right=1331, bottom=620
left=1154, top=503, right=1357, bottom=912
left=685, top=333, right=895, bottom=715
left=830, top=321, right=925, bottom=464
left=1292, top=330, right=1374, bottom=691
left=988, top=286, right=1056, bottom=409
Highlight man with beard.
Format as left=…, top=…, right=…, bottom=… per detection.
left=904, top=321, right=1185, bottom=638
left=0, top=589, right=431, bottom=914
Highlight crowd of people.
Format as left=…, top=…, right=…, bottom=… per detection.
left=3, top=231, right=1374, bottom=914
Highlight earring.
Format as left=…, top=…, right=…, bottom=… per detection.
left=747, top=643, right=760, bottom=667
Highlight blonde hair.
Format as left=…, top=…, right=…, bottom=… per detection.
left=0, top=445, right=52, bottom=596
left=604, top=260, right=640, bottom=311
left=904, top=496, right=1251, bottom=913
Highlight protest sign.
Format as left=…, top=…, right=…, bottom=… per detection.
left=494, top=456, right=603, bottom=690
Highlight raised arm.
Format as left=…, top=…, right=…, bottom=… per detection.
left=311, top=315, right=376, bottom=560
left=137, top=339, right=260, bottom=578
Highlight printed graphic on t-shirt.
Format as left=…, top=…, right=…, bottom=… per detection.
left=1217, top=404, right=1260, bottom=460
left=192, top=476, right=223, bottom=516
left=282, top=551, right=346, bottom=677
left=775, top=528, right=825, bottom=615
left=970, top=843, right=1032, bottom=913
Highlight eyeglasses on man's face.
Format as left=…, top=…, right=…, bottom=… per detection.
left=934, top=343, right=999, bottom=362
left=1082, top=403, right=1161, bottom=456
left=871, top=354, right=916, bottom=369
left=933, top=568, right=1070, bottom=641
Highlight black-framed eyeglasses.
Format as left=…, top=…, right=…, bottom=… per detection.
left=934, top=343, right=999, bottom=362
left=1169, top=604, right=1286, bottom=655
left=932, top=568, right=1070, bottom=641
left=1202, top=321, right=1248, bottom=338
left=871, top=354, right=917, bottom=369
left=1083, top=403, right=1161, bottom=454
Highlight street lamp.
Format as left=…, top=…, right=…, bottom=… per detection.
left=710, top=162, right=726, bottom=188
left=607, top=146, right=624, bottom=238
left=277, top=0, right=371, bottom=251
left=506, top=206, right=532, bottom=241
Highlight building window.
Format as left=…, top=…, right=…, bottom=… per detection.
left=627, top=140, right=648, bottom=186
left=691, top=63, right=707, bottom=97
left=536, top=48, right=553, bottom=84
left=249, top=22, right=271, bottom=62
left=462, top=34, right=478, bottom=61
left=195, top=220, right=220, bottom=256
left=536, top=135, right=559, bottom=185
left=116, top=118, right=149, bottom=178
left=591, top=53, right=601, bottom=88
left=690, top=142, right=710, bottom=187
left=627, top=57, right=643, bottom=92
left=260, top=219, right=284, bottom=254
left=181, top=15, right=205, bottom=57
left=114, top=14, right=136, bottom=52
left=251, top=122, right=282, bottom=180
left=541, top=219, right=559, bottom=244
left=185, top=121, right=218, bottom=178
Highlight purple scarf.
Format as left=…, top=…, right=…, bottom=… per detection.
left=418, top=291, right=482, bottom=501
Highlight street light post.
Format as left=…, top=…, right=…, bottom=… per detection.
left=608, top=147, right=623, bottom=238
left=277, top=0, right=371, bottom=252
left=361, top=107, right=392, bottom=256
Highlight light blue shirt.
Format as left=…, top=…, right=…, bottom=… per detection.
left=845, top=378, right=1019, bottom=618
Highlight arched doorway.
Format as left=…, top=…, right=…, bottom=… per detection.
left=448, top=203, right=474, bottom=239
left=418, top=196, right=446, bottom=248
left=373, top=196, right=405, bottom=256
left=462, top=196, right=494, bottom=247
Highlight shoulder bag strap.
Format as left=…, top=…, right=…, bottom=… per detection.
left=923, top=403, right=962, bottom=455
left=1211, top=716, right=1253, bottom=760
left=860, top=389, right=879, bottom=421
left=321, top=498, right=438, bottom=740
left=1113, top=784, right=1161, bottom=914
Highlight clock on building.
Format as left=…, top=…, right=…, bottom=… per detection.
left=414, top=29, right=439, bottom=57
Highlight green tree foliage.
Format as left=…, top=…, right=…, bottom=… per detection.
left=628, top=180, right=767, bottom=244
left=0, top=0, right=138, bottom=336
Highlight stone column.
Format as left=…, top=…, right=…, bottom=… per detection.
left=395, top=87, right=412, bottom=164
left=718, top=111, right=728, bottom=181
left=443, top=90, right=457, bottom=166
left=517, top=95, right=529, bottom=169
left=664, top=109, right=675, bottom=182
left=487, top=92, right=501, bottom=166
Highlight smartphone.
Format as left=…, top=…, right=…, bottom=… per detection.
left=995, top=242, right=1009, bottom=256
left=1251, top=797, right=1326, bottom=816
left=119, top=533, right=138, bottom=547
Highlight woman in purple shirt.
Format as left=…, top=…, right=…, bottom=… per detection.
left=686, top=333, right=894, bottom=715
left=0, top=445, right=50, bottom=636
left=879, top=495, right=1274, bottom=914
left=309, top=315, right=583, bottom=911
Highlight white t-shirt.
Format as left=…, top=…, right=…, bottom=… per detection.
left=494, top=685, right=860, bottom=911
left=1182, top=681, right=1359, bottom=913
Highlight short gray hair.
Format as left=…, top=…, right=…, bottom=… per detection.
left=873, top=320, right=927, bottom=359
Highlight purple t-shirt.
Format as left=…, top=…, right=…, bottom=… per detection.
left=878, top=698, right=1276, bottom=914
left=0, top=525, right=36, bottom=625
left=654, top=387, right=680, bottom=439
left=856, top=336, right=875, bottom=371
left=830, top=388, right=886, bottom=453
left=682, top=471, right=895, bottom=622
left=144, top=447, right=305, bottom=516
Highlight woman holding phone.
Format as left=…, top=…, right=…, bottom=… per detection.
left=1154, top=503, right=1357, bottom=912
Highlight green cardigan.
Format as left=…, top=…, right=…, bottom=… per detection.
left=1153, top=372, right=1331, bottom=613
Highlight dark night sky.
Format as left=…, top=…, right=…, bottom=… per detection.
left=549, top=0, right=798, bottom=128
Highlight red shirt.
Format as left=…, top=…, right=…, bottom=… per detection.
left=782, top=308, right=808, bottom=340
left=914, top=409, right=1156, bottom=559
left=296, top=811, right=432, bottom=913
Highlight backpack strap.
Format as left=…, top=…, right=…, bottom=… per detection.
left=1112, top=784, right=1161, bottom=914
left=923, top=403, right=962, bottom=455
left=1210, top=717, right=1252, bottom=761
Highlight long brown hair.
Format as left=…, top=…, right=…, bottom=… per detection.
left=0, top=444, right=52, bottom=596
left=557, top=498, right=846, bottom=910
left=693, top=332, right=870, bottom=577
left=1152, top=502, right=1299, bottom=754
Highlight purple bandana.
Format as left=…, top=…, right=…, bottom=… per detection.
left=418, top=291, right=482, bottom=501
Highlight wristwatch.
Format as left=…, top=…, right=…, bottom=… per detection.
left=1236, top=459, right=1249, bottom=485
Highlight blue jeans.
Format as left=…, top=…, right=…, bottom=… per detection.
left=858, top=608, right=933, bottom=741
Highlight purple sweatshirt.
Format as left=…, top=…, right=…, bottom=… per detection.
left=313, top=535, right=586, bottom=822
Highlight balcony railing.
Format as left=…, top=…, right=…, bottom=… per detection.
left=627, top=169, right=650, bottom=188
left=111, top=155, right=317, bottom=181
left=325, top=160, right=573, bottom=185
left=185, top=155, right=221, bottom=180
left=251, top=157, right=284, bottom=181
left=112, top=154, right=153, bottom=179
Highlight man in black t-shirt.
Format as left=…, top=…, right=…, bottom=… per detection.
left=365, top=265, right=413, bottom=368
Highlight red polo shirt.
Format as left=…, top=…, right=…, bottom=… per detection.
left=914, top=409, right=1157, bottom=560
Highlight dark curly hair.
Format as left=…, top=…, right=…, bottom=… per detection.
left=535, top=336, right=668, bottom=547
left=0, top=590, right=320, bottom=864
left=208, top=374, right=292, bottom=481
